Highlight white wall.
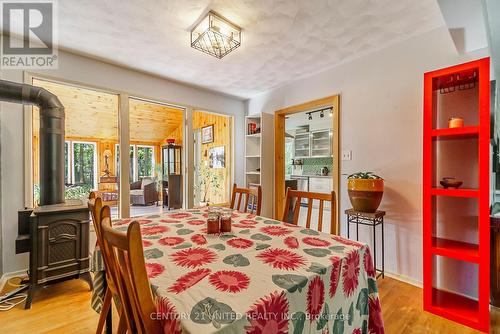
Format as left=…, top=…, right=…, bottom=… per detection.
left=0, top=49, right=245, bottom=275
left=248, top=26, right=490, bottom=283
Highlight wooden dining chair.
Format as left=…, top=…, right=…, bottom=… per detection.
left=100, top=214, right=163, bottom=334
left=281, top=188, right=337, bottom=235
left=230, top=183, right=262, bottom=215
left=88, top=192, right=126, bottom=334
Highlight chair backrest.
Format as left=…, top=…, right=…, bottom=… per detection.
left=281, top=188, right=337, bottom=235
left=88, top=191, right=103, bottom=242
left=100, top=214, right=162, bottom=334
left=230, top=183, right=262, bottom=215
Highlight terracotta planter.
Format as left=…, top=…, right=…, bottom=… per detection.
left=347, top=178, right=384, bottom=213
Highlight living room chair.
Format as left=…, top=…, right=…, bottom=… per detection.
left=230, top=183, right=262, bottom=215
left=130, top=178, right=159, bottom=206
left=281, top=188, right=337, bottom=235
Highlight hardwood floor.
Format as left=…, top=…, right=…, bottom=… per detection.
left=0, top=276, right=498, bottom=333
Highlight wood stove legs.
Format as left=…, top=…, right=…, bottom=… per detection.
left=24, top=272, right=94, bottom=309
left=81, top=272, right=94, bottom=290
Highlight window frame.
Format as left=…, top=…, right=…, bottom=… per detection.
left=66, top=140, right=98, bottom=189
left=115, top=144, right=155, bottom=182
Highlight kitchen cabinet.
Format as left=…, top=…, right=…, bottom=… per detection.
left=294, top=133, right=310, bottom=158
left=309, top=176, right=332, bottom=209
left=311, top=130, right=332, bottom=157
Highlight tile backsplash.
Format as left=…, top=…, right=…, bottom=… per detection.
left=287, top=157, right=333, bottom=175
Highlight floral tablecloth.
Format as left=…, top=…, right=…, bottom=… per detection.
left=91, top=207, right=384, bottom=334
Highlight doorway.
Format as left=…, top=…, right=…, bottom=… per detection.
left=274, top=95, right=340, bottom=234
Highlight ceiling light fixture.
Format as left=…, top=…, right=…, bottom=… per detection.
left=191, top=11, right=241, bottom=59
left=320, top=110, right=324, bottom=118
left=308, top=113, right=313, bottom=120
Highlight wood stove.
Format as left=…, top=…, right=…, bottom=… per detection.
left=0, top=79, right=91, bottom=309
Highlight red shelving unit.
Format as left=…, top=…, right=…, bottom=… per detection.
left=423, top=58, right=490, bottom=332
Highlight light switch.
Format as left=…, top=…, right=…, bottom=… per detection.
left=342, top=150, right=352, bottom=161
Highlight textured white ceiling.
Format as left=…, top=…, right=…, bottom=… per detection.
left=56, top=0, right=445, bottom=98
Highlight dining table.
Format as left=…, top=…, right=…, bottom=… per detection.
left=91, top=207, right=385, bottom=334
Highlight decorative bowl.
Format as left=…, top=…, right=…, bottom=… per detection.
left=440, top=178, right=463, bottom=189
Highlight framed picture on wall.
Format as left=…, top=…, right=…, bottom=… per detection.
left=201, top=125, right=214, bottom=144
left=209, top=146, right=225, bottom=168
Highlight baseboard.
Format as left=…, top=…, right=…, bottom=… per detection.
left=0, top=269, right=28, bottom=293
left=384, top=270, right=423, bottom=288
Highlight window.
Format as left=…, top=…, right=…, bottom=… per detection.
left=64, top=141, right=97, bottom=189
left=137, top=145, right=154, bottom=179
left=116, top=144, right=155, bottom=182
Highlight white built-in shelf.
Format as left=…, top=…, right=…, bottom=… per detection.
left=246, top=133, right=261, bottom=138
left=245, top=113, right=274, bottom=217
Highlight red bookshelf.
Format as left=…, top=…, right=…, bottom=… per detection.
left=423, top=58, right=490, bottom=332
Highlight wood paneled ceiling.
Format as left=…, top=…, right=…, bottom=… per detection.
left=32, top=79, right=184, bottom=142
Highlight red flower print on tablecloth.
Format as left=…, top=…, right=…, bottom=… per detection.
left=156, top=297, right=182, bottom=334
left=364, top=247, right=376, bottom=278
left=302, top=237, right=331, bottom=247
left=159, top=236, right=185, bottom=247
left=142, top=240, right=153, bottom=248
left=256, top=248, right=306, bottom=270
left=342, top=250, right=360, bottom=297
left=307, top=276, right=325, bottom=322
left=368, top=295, right=384, bottom=334
left=352, top=329, right=362, bottom=334
left=186, top=219, right=205, bottom=226
left=239, top=219, right=258, bottom=226
left=284, top=236, right=299, bottom=249
left=245, top=213, right=256, bottom=219
left=331, top=235, right=363, bottom=248
left=141, top=225, right=169, bottom=236
left=168, top=212, right=192, bottom=219
left=245, top=291, right=289, bottom=334
left=209, top=270, right=250, bottom=293
left=113, top=218, right=131, bottom=226
left=167, top=268, right=211, bottom=294
left=170, top=247, right=217, bottom=268
left=191, top=234, right=207, bottom=245
left=260, top=226, right=292, bottom=237
left=159, top=219, right=181, bottom=224
left=227, top=238, right=254, bottom=249
left=233, top=223, right=257, bottom=228
left=329, top=256, right=342, bottom=298
left=145, top=263, right=165, bottom=278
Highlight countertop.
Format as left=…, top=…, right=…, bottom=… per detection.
left=289, top=174, right=331, bottom=178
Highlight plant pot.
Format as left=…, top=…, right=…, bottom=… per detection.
left=347, top=178, right=384, bottom=213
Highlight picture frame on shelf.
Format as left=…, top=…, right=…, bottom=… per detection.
left=209, top=146, right=225, bottom=168
left=201, top=125, right=214, bottom=144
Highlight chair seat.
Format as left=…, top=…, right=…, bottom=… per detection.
left=130, top=189, right=144, bottom=196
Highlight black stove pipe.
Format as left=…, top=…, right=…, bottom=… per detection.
left=0, top=79, right=65, bottom=205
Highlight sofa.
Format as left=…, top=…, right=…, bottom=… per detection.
left=130, top=177, right=159, bottom=205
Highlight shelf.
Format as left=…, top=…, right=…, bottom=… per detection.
left=428, top=288, right=481, bottom=330
left=246, top=171, right=260, bottom=175
left=431, top=126, right=479, bottom=139
left=246, top=133, right=261, bottom=138
left=431, top=237, right=479, bottom=263
left=430, top=188, right=479, bottom=198
left=245, top=155, right=260, bottom=158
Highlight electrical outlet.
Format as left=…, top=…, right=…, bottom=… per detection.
left=341, top=150, right=352, bottom=161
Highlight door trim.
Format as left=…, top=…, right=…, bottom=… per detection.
left=274, top=95, right=340, bottom=234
